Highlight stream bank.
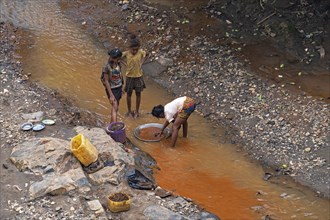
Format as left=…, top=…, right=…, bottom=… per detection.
left=0, top=22, right=218, bottom=220
left=1, top=0, right=329, bottom=219
left=58, top=0, right=330, bottom=198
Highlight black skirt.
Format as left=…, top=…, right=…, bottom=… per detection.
left=105, top=86, right=123, bottom=102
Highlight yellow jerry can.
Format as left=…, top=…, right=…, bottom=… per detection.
left=70, top=134, right=98, bottom=166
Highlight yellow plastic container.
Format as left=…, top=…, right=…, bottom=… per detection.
left=70, top=134, right=98, bottom=166
left=108, top=193, right=131, bottom=213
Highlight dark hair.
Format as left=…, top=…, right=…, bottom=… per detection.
left=108, top=48, right=122, bottom=58
left=129, top=34, right=140, bottom=48
left=151, top=105, right=164, bottom=118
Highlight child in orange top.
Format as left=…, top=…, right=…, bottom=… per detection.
left=122, top=34, right=149, bottom=118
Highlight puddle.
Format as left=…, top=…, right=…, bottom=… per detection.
left=240, top=41, right=330, bottom=100
left=147, top=0, right=330, bottom=101
left=1, top=0, right=330, bottom=219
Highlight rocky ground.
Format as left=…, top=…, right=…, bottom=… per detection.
left=58, top=0, right=330, bottom=198
left=0, top=22, right=219, bottom=220
left=207, top=0, right=330, bottom=66
left=1, top=0, right=329, bottom=219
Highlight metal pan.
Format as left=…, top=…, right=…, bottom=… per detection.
left=32, top=123, right=45, bottom=132
left=21, top=122, right=33, bottom=131
left=134, top=123, right=171, bottom=142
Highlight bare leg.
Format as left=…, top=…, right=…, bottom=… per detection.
left=135, top=91, right=141, bottom=118
left=126, top=91, right=133, bottom=116
left=111, top=100, right=119, bottom=122
left=171, top=125, right=179, bottom=148
left=183, top=120, right=188, bottom=137
left=170, top=117, right=185, bottom=148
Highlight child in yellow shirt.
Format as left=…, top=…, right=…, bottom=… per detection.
left=122, top=34, right=149, bottom=118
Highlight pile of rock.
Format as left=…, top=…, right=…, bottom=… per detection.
left=8, top=126, right=220, bottom=219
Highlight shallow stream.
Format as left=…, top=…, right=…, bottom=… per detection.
left=1, top=0, right=329, bottom=219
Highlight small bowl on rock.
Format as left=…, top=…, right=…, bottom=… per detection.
left=21, top=122, right=33, bottom=131
left=32, top=123, right=45, bottom=132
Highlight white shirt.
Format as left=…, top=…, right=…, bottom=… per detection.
left=164, top=96, right=186, bottom=122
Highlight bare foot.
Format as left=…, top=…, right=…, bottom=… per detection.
left=125, top=111, right=134, bottom=117
left=134, top=111, right=139, bottom=119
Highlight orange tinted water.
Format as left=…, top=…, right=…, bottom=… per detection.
left=1, top=0, right=329, bottom=219
left=158, top=171, right=257, bottom=219
left=151, top=141, right=259, bottom=219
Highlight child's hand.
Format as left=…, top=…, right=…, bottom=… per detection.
left=122, top=88, right=125, bottom=95
left=154, top=132, right=163, bottom=137
left=109, top=96, right=116, bottom=104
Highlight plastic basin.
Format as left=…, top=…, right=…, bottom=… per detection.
left=106, top=122, right=126, bottom=143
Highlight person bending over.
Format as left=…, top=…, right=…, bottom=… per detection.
left=151, top=96, right=196, bottom=147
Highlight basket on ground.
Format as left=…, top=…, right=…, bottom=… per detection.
left=107, top=192, right=130, bottom=213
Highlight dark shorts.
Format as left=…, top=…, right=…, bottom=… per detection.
left=125, top=77, right=146, bottom=93
left=178, top=97, right=196, bottom=119
left=105, top=86, right=122, bottom=102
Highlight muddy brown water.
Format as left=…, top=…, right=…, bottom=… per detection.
left=1, top=0, right=330, bottom=219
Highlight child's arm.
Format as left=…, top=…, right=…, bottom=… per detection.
left=159, top=120, right=170, bottom=135
left=120, top=52, right=128, bottom=67
left=120, top=71, right=125, bottom=94
left=141, top=51, right=150, bottom=65
left=103, top=73, right=116, bottom=103
left=120, top=59, right=127, bottom=67
left=156, top=120, right=170, bottom=137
